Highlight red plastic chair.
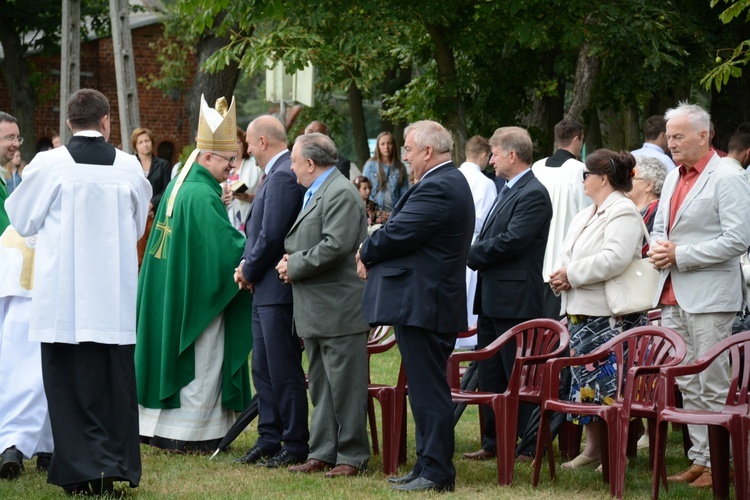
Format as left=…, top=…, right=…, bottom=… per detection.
left=447, top=319, right=569, bottom=485
left=366, top=326, right=408, bottom=474
left=652, top=330, right=750, bottom=500
left=366, top=325, right=394, bottom=456
left=532, top=325, right=686, bottom=499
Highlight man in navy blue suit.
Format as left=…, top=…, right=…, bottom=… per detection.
left=463, top=126, right=552, bottom=462
left=357, top=120, right=474, bottom=492
left=233, top=115, right=309, bottom=467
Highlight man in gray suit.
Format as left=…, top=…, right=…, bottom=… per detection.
left=276, top=133, right=370, bottom=477
left=649, top=102, right=750, bottom=489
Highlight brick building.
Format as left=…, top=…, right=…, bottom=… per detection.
left=0, top=15, right=194, bottom=165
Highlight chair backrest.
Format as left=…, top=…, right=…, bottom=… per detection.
left=690, top=330, right=750, bottom=407
left=596, top=326, right=686, bottom=409
left=647, top=309, right=662, bottom=325
left=368, top=325, right=392, bottom=345
left=507, top=319, right=570, bottom=400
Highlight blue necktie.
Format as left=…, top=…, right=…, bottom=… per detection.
left=303, top=190, right=313, bottom=209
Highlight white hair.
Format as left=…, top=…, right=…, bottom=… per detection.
left=404, top=120, right=453, bottom=154
left=664, top=102, right=710, bottom=134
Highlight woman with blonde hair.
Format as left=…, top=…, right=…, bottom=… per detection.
left=5, top=150, right=25, bottom=195
left=362, top=131, right=409, bottom=221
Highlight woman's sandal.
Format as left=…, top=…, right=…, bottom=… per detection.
left=561, top=454, right=602, bottom=470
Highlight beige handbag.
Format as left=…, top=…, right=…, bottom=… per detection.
left=604, top=220, right=660, bottom=316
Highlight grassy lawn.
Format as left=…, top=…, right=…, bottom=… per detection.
left=0, top=343, right=720, bottom=499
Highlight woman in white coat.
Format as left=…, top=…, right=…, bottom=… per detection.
left=549, top=149, right=645, bottom=469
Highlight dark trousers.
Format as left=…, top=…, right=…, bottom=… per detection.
left=251, top=303, right=309, bottom=455
left=542, top=285, right=563, bottom=320
left=42, top=342, right=141, bottom=488
left=476, top=315, right=536, bottom=452
left=395, top=325, right=457, bottom=486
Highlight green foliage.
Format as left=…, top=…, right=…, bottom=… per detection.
left=704, top=0, right=750, bottom=91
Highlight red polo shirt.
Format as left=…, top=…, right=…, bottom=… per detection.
left=659, top=149, right=715, bottom=305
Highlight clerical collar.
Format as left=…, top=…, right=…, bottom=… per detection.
left=545, top=149, right=575, bottom=168
left=73, top=130, right=104, bottom=138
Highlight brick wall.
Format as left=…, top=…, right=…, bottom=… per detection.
left=0, top=22, right=195, bottom=165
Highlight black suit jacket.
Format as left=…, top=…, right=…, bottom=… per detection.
left=468, top=170, right=552, bottom=319
left=335, top=155, right=351, bottom=179
left=241, top=151, right=304, bottom=306
left=145, top=155, right=172, bottom=211
left=360, top=162, right=474, bottom=333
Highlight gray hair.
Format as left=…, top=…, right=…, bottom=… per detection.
left=635, top=156, right=668, bottom=195
left=295, top=133, right=338, bottom=167
left=0, top=112, right=17, bottom=125
left=404, top=120, right=453, bottom=154
left=489, top=126, right=533, bottom=165
left=664, top=102, right=710, bottom=135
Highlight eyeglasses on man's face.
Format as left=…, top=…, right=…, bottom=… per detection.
left=1, top=135, right=23, bottom=145
left=212, top=153, right=237, bottom=164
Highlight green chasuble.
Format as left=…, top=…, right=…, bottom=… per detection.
left=0, top=177, right=10, bottom=233
left=135, top=163, right=253, bottom=412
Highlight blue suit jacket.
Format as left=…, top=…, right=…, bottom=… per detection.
left=468, top=170, right=552, bottom=319
left=241, top=151, right=304, bottom=306
left=360, top=162, right=474, bottom=334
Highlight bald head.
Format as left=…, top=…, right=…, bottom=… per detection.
left=305, top=120, right=329, bottom=136
left=246, top=115, right=288, bottom=168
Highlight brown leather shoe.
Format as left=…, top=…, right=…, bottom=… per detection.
left=462, top=449, right=496, bottom=460
left=689, top=467, right=734, bottom=488
left=689, top=469, right=712, bottom=488
left=289, top=458, right=333, bottom=473
left=324, top=464, right=359, bottom=477
left=667, top=464, right=705, bottom=483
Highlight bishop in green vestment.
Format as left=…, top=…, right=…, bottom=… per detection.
left=135, top=95, right=253, bottom=452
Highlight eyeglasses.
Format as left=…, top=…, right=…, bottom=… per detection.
left=1, top=135, right=23, bottom=145
left=212, top=153, right=236, bottom=164
left=582, top=170, right=600, bottom=181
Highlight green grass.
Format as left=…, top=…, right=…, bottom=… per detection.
left=0, top=345, right=721, bottom=499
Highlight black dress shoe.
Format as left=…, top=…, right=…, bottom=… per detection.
left=88, top=477, right=115, bottom=496
left=388, top=470, right=419, bottom=484
left=261, top=449, right=307, bottom=468
left=0, top=446, right=24, bottom=479
left=233, top=446, right=276, bottom=465
left=391, top=476, right=454, bottom=492
left=36, top=452, right=52, bottom=472
left=63, top=482, right=91, bottom=496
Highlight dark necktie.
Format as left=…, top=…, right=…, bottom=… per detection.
left=480, top=183, right=510, bottom=235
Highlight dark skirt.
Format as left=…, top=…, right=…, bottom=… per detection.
left=41, top=342, right=141, bottom=488
left=566, top=313, right=646, bottom=425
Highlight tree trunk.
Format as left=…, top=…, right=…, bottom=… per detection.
left=565, top=40, right=599, bottom=124
left=623, top=103, right=640, bottom=151
left=521, top=51, right=564, bottom=157
left=347, top=81, right=370, bottom=167
left=109, top=0, right=140, bottom=152
left=0, top=4, right=36, bottom=160
left=425, top=23, right=466, bottom=163
left=60, top=0, right=81, bottom=145
left=186, top=28, right=245, bottom=140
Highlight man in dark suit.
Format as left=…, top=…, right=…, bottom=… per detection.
left=357, top=120, right=474, bottom=492
left=305, top=120, right=351, bottom=179
left=233, top=115, right=309, bottom=468
left=277, top=133, right=370, bottom=477
left=463, top=126, right=552, bottom=462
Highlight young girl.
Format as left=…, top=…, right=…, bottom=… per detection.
left=353, top=176, right=380, bottom=227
